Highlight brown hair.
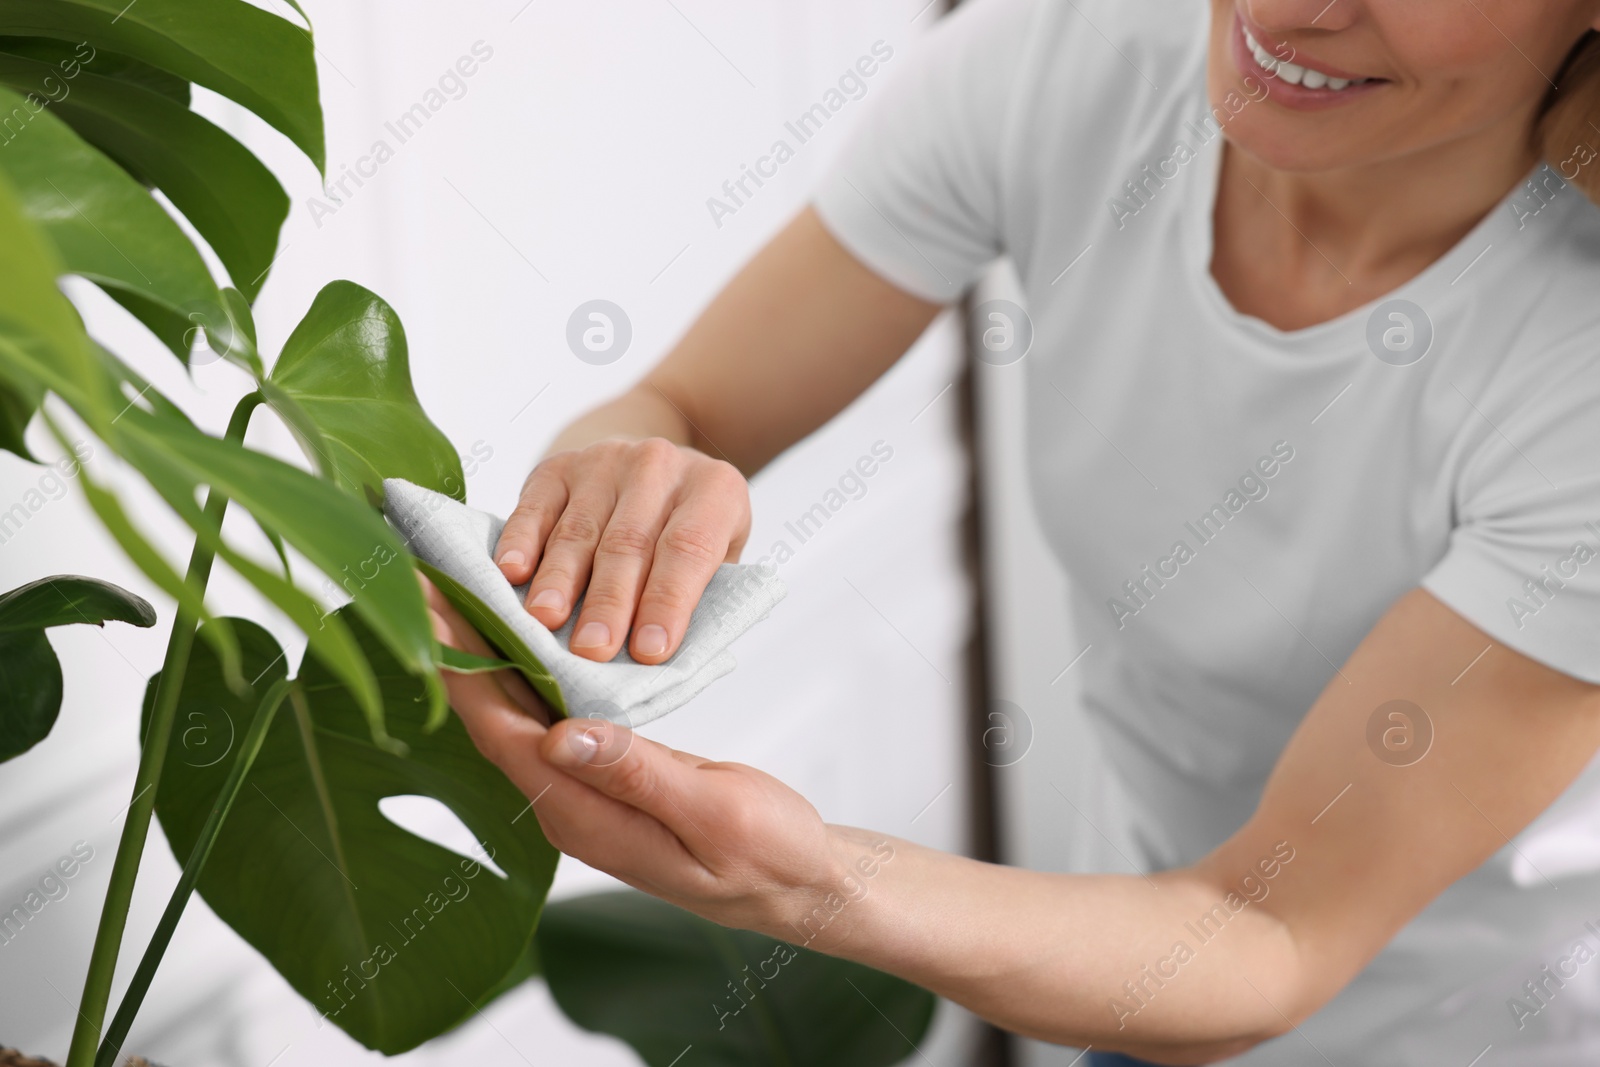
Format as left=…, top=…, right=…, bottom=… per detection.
left=1538, top=29, right=1600, bottom=203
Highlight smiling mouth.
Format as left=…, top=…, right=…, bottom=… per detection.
left=1241, top=24, right=1375, bottom=91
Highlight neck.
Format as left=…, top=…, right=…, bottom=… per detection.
left=1224, top=105, right=1543, bottom=280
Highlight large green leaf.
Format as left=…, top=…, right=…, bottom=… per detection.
left=0, top=575, right=156, bottom=762
left=0, top=573, right=156, bottom=630
left=0, top=83, right=236, bottom=365
left=416, top=560, right=565, bottom=716
left=538, top=891, right=939, bottom=1067
left=0, top=0, right=324, bottom=170
left=149, top=615, right=561, bottom=1054
left=39, top=407, right=244, bottom=692
left=112, top=413, right=386, bottom=736
left=265, top=282, right=465, bottom=506
left=0, top=377, right=40, bottom=460
left=0, top=48, right=289, bottom=301
left=0, top=36, right=188, bottom=103
left=106, top=395, right=445, bottom=735
left=0, top=168, right=111, bottom=423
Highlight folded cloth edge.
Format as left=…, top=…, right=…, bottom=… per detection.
left=382, top=478, right=785, bottom=727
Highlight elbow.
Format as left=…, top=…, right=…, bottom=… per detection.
left=1115, top=957, right=1321, bottom=1064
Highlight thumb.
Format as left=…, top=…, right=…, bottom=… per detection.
left=541, top=718, right=713, bottom=838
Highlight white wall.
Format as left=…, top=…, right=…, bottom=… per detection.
left=0, top=1, right=983, bottom=1063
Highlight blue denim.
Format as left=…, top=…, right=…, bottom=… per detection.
left=1087, top=1053, right=1169, bottom=1067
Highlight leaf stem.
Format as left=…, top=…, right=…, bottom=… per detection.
left=94, top=675, right=295, bottom=1067
left=65, top=391, right=262, bottom=1067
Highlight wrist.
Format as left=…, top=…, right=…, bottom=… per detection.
left=764, top=825, right=899, bottom=957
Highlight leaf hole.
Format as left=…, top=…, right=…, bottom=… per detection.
left=377, top=795, right=508, bottom=880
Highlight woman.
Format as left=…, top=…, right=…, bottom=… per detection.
left=431, top=1, right=1600, bottom=1062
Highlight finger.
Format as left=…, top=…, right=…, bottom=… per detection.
left=568, top=473, right=676, bottom=662
left=630, top=479, right=746, bottom=664
left=442, top=696, right=709, bottom=890
left=525, top=483, right=616, bottom=630
left=441, top=661, right=538, bottom=758
left=426, top=587, right=550, bottom=725
left=425, top=575, right=497, bottom=657
left=541, top=718, right=733, bottom=852
left=498, top=668, right=552, bottom=725
left=529, top=769, right=712, bottom=894
left=428, top=595, right=521, bottom=716
left=494, top=465, right=569, bottom=585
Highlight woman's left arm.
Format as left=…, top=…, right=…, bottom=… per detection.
left=430, top=585, right=1600, bottom=1065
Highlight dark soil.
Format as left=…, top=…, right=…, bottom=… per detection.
left=0, top=1051, right=56, bottom=1067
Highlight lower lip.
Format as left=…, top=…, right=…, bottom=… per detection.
left=1229, top=13, right=1384, bottom=112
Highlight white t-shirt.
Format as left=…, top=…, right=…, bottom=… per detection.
left=813, top=0, right=1600, bottom=1062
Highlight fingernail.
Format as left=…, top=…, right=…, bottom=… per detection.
left=571, top=621, right=610, bottom=649
left=572, top=726, right=601, bottom=763
left=529, top=588, right=564, bottom=612
left=556, top=715, right=631, bottom=767
left=633, top=624, right=669, bottom=658
left=497, top=550, right=527, bottom=572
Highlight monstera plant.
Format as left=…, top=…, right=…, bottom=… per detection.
left=0, top=2, right=935, bottom=1066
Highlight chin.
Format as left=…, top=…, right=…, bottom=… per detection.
left=1210, top=108, right=1351, bottom=173
left=1203, top=65, right=1369, bottom=174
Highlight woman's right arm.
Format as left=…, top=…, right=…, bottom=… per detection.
left=491, top=206, right=944, bottom=666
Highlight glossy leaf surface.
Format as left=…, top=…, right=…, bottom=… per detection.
left=0, top=575, right=156, bottom=762
left=539, top=890, right=939, bottom=1067
left=266, top=282, right=464, bottom=506
left=0, top=0, right=324, bottom=169
left=149, top=616, right=560, bottom=1054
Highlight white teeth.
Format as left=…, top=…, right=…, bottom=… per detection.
left=1242, top=26, right=1368, bottom=90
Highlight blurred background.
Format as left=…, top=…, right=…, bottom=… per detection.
left=0, top=1, right=1115, bottom=1064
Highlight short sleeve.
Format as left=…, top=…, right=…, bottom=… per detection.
left=1422, top=344, right=1600, bottom=684
left=811, top=0, right=1039, bottom=303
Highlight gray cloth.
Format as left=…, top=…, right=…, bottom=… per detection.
left=382, top=478, right=785, bottom=727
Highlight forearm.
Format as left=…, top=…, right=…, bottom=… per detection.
left=797, top=827, right=1304, bottom=1063
left=546, top=207, right=941, bottom=473
left=544, top=385, right=695, bottom=457
left=461, top=590, right=1600, bottom=1060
